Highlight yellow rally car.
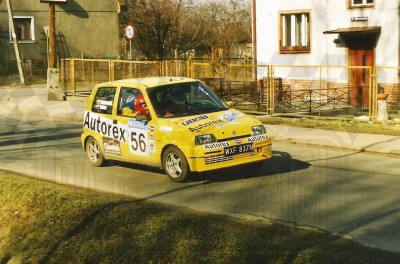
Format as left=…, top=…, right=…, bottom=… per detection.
left=81, top=77, right=272, bottom=182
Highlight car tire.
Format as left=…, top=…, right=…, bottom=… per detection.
left=86, top=137, right=105, bottom=167
left=163, top=146, right=190, bottom=183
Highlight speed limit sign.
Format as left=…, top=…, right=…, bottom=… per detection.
left=125, top=23, right=136, bottom=40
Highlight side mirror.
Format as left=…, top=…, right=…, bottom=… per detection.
left=225, top=101, right=234, bottom=108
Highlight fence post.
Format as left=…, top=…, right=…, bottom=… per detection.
left=369, top=66, right=378, bottom=119
left=186, top=58, right=193, bottom=78
left=158, top=60, right=162, bottom=76
left=60, top=59, right=65, bottom=94
left=226, top=80, right=231, bottom=100
left=244, top=57, right=248, bottom=81
left=109, top=60, right=114, bottom=81
left=185, top=59, right=189, bottom=78
left=266, top=65, right=275, bottom=115
left=318, top=66, right=322, bottom=115
left=70, top=58, right=75, bottom=96
left=164, top=61, right=167, bottom=76
left=257, top=78, right=264, bottom=112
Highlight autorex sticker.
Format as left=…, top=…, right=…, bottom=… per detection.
left=181, top=115, right=209, bottom=126
left=247, top=134, right=269, bottom=143
left=84, top=111, right=127, bottom=142
left=204, top=142, right=231, bottom=150
left=84, top=111, right=150, bottom=157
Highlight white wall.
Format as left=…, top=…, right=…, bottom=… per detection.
left=256, top=0, right=399, bottom=70
left=256, top=0, right=329, bottom=66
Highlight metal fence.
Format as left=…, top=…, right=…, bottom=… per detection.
left=60, top=58, right=400, bottom=119
left=0, top=59, right=47, bottom=85
left=60, top=59, right=162, bottom=96
left=260, top=65, right=379, bottom=118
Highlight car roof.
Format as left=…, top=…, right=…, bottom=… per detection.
left=100, top=76, right=197, bottom=88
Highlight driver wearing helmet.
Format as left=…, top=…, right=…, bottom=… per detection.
left=162, top=89, right=187, bottom=117
left=122, top=94, right=149, bottom=118
left=134, top=94, right=149, bottom=115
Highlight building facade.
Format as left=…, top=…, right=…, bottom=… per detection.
left=0, top=0, right=123, bottom=74
left=255, top=0, right=399, bottom=111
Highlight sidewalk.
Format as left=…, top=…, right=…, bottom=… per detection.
left=268, top=124, right=400, bottom=156
left=1, top=86, right=400, bottom=156
left=0, top=86, right=85, bottom=122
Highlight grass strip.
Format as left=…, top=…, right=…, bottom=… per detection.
left=1, top=170, right=400, bottom=263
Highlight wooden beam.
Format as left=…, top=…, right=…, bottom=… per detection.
left=5, top=0, right=25, bottom=85
left=49, top=3, right=56, bottom=68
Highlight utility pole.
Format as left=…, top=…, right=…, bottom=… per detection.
left=49, top=2, right=56, bottom=68
left=6, top=0, right=25, bottom=85
left=41, top=0, right=63, bottom=101
left=251, top=0, right=257, bottom=82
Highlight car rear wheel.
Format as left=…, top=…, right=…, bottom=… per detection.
left=86, top=137, right=105, bottom=167
left=163, top=146, right=189, bottom=183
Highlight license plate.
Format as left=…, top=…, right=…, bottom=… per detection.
left=224, top=143, right=254, bottom=156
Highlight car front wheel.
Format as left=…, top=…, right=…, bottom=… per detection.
left=86, top=137, right=105, bottom=167
left=163, top=146, right=189, bottom=183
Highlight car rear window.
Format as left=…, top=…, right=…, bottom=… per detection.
left=91, top=87, right=117, bottom=115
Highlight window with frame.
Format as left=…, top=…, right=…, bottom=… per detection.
left=92, top=87, right=116, bottom=115
left=349, top=0, right=374, bottom=8
left=280, top=12, right=310, bottom=53
left=117, top=87, right=142, bottom=116
left=11, top=16, right=35, bottom=42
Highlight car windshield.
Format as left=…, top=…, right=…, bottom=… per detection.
left=147, top=81, right=229, bottom=118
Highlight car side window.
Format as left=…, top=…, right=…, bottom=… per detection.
left=117, top=87, right=142, bottom=117
left=91, top=87, right=116, bottom=115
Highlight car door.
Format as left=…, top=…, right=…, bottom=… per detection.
left=114, top=86, right=158, bottom=164
left=85, top=85, right=125, bottom=160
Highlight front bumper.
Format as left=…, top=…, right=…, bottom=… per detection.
left=187, top=138, right=272, bottom=172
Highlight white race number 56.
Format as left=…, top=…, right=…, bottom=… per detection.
left=129, top=128, right=149, bottom=156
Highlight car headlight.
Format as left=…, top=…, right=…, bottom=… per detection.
left=195, top=134, right=217, bottom=145
left=252, top=125, right=266, bottom=135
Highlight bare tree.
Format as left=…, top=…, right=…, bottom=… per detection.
left=201, top=0, right=251, bottom=57
left=120, top=0, right=174, bottom=59
left=120, top=0, right=251, bottom=59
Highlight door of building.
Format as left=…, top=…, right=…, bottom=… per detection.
left=348, top=36, right=375, bottom=108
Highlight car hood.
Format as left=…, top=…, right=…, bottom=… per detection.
left=172, top=109, right=261, bottom=138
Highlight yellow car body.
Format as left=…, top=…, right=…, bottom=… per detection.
left=81, top=77, right=272, bottom=182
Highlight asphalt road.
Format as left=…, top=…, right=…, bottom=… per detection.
left=1, top=111, right=399, bottom=253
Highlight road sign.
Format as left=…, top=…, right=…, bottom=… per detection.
left=125, top=23, right=136, bottom=40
